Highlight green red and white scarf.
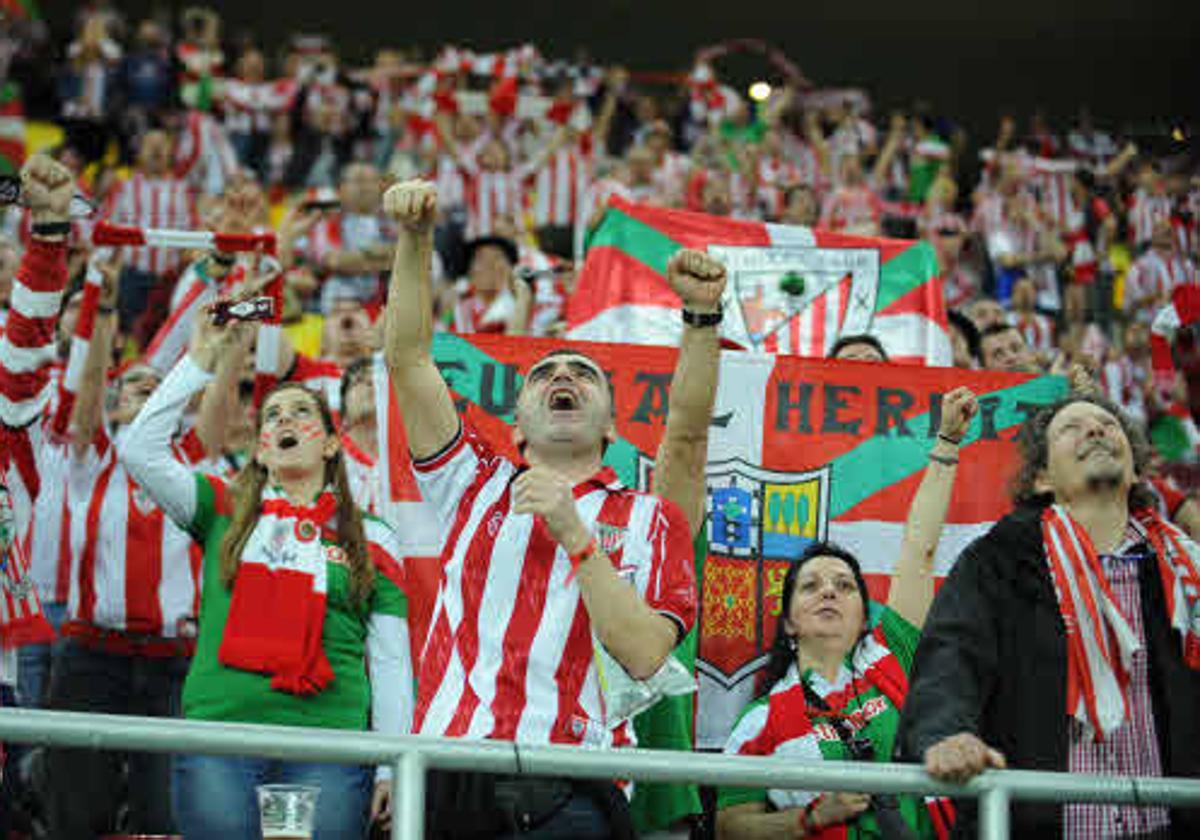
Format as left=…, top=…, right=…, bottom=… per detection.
left=1041, top=504, right=1200, bottom=740
left=218, top=487, right=338, bottom=695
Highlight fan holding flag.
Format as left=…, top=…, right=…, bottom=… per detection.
left=120, top=308, right=414, bottom=839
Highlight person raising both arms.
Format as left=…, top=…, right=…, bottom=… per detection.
left=382, top=179, right=708, bottom=837
left=120, top=312, right=413, bottom=840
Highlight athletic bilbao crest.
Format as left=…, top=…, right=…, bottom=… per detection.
left=701, top=458, right=830, bottom=689
left=709, top=245, right=880, bottom=353
left=636, top=454, right=830, bottom=689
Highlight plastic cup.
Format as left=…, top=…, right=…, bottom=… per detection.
left=256, top=784, right=320, bottom=839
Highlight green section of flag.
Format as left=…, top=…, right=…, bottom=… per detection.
left=827, top=374, right=1068, bottom=518
left=587, top=207, right=680, bottom=276
left=630, top=527, right=707, bottom=832
left=872, top=239, right=939, bottom=314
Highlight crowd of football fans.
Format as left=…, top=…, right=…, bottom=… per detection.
left=0, top=4, right=1198, bottom=839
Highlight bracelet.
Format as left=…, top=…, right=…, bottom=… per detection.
left=564, top=537, right=597, bottom=585
left=799, top=795, right=824, bottom=835
left=31, top=221, right=71, bottom=238
left=210, top=251, right=237, bottom=267
left=681, top=306, right=723, bottom=328
left=937, top=433, right=962, bottom=446
left=929, top=452, right=959, bottom=466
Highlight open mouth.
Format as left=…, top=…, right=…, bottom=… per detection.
left=548, top=388, right=579, bottom=412
left=278, top=432, right=299, bottom=450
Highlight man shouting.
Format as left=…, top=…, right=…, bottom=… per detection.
left=383, top=180, right=723, bottom=837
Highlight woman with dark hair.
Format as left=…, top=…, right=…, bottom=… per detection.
left=119, top=313, right=412, bottom=839
left=716, top=388, right=978, bottom=840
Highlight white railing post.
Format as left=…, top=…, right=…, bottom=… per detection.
left=978, top=786, right=1010, bottom=840
left=393, top=750, right=425, bottom=840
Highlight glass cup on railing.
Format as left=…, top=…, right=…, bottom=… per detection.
left=257, top=784, right=320, bottom=839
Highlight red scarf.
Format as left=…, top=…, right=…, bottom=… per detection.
left=218, top=488, right=338, bottom=695
left=1041, top=505, right=1200, bottom=740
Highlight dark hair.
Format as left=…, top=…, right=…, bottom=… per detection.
left=760, top=541, right=871, bottom=697
left=339, top=356, right=374, bottom=417
left=219, top=382, right=374, bottom=608
left=978, top=322, right=1025, bottom=364
left=525, top=347, right=616, bottom=411
left=947, top=309, right=981, bottom=363
left=1011, top=393, right=1156, bottom=509
left=828, top=334, right=889, bottom=362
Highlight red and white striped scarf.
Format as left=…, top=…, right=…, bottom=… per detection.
left=218, top=487, right=338, bottom=695
left=1041, top=505, right=1200, bottom=740
left=0, top=486, right=54, bottom=648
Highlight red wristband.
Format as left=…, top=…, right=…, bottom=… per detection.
left=800, top=795, right=824, bottom=835
left=564, top=537, right=597, bottom=585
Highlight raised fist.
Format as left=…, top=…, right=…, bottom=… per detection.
left=666, top=249, right=726, bottom=315
left=21, top=154, right=74, bottom=224
left=938, top=386, right=978, bottom=442
left=383, top=180, right=438, bottom=232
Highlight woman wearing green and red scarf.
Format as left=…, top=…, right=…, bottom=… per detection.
left=120, top=312, right=412, bottom=840
left=716, top=387, right=978, bottom=840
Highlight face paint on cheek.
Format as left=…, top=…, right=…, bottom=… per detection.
left=296, top=419, right=324, bottom=442
left=258, top=429, right=273, bottom=452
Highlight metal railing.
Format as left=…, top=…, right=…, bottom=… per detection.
left=1, top=709, right=1199, bottom=839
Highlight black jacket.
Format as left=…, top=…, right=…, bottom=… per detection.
left=896, top=501, right=1200, bottom=839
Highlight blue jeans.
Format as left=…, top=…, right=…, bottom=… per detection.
left=173, top=753, right=372, bottom=840
left=16, top=601, right=68, bottom=708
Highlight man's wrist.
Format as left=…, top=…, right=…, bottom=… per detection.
left=681, top=305, right=723, bottom=328
left=559, top=523, right=593, bottom=557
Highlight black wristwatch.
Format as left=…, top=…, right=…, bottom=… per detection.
left=681, top=306, right=723, bottom=328
left=31, top=221, right=72, bottom=239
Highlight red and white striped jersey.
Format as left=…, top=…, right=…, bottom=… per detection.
left=1128, top=190, right=1173, bottom=248
left=102, top=173, right=198, bottom=277
left=451, top=285, right=513, bottom=335
left=1173, top=215, right=1198, bottom=261
left=411, top=425, right=696, bottom=747
left=0, top=242, right=70, bottom=604
left=1013, top=311, right=1055, bottom=353
left=1124, top=249, right=1197, bottom=319
left=175, top=110, right=241, bottom=195
left=531, top=147, right=589, bottom=229
left=67, top=425, right=204, bottom=637
left=461, top=166, right=525, bottom=239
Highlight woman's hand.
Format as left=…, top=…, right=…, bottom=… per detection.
left=370, top=779, right=393, bottom=828
left=812, top=792, right=872, bottom=828
left=938, top=386, right=977, bottom=442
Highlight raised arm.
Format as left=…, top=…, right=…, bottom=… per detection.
left=653, top=249, right=726, bottom=534
left=0, top=155, right=73, bottom=430
left=381, top=181, right=459, bottom=459
left=67, top=254, right=122, bottom=457
left=888, top=387, right=977, bottom=628
left=193, top=313, right=255, bottom=458
left=120, top=308, right=245, bottom=529
left=871, top=114, right=906, bottom=186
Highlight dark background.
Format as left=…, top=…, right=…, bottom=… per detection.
left=38, top=0, right=1200, bottom=143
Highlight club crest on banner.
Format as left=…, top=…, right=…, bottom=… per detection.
left=638, top=454, right=830, bottom=690
left=708, top=245, right=880, bottom=353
